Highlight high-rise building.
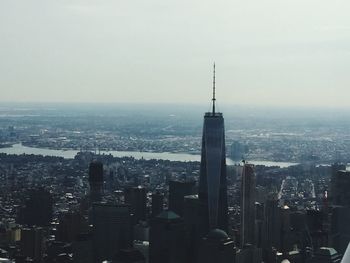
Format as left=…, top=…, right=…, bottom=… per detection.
left=306, top=210, right=328, bottom=249
left=197, top=229, right=236, bottom=263
left=17, top=188, right=53, bottom=227
left=240, top=163, right=256, bottom=246
left=73, top=233, right=93, bottom=263
left=342, top=243, right=350, bottom=263
left=56, top=210, right=87, bottom=243
left=151, top=192, right=164, bottom=218
left=264, top=195, right=281, bottom=250
left=183, top=195, right=205, bottom=263
left=254, top=202, right=264, bottom=248
left=149, top=210, right=186, bottom=263
left=330, top=163, right=346, bottom=205
left=198, top=64, right=228, bottom=232
left=20, top=227, right=44, bottom=262
left=331, top=206, right=350, bottom=255
left=89, top=160, right=104, bottom=203
left=331, top=170, right=350, bottom=206
left=124, top=186, right=147, bottom=223
left=92, top=203, right=133, bottom=262
left=169, top=180, right=195, bottom=217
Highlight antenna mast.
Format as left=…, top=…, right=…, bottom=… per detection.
left=212, top=63, right=216, bottom=115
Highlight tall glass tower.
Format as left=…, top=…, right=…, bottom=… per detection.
left=198, top=64, right=228, bottom=232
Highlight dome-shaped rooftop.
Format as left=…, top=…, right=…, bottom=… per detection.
left=207, top=229, right=228, bottom=240
left=156, top=210, right=180, bottom=221
left=317, top=247, right=338, bottom=256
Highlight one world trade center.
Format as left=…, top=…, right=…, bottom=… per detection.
left=198, top=64, right=228, bottom=233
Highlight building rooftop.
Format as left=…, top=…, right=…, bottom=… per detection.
left=317, top=247, right=339, bottom=256
left=207, top=228, right=229, bottom=240
left=156, top=210, right=180, bottom=221
left=205, top=112, right=223, bottom=117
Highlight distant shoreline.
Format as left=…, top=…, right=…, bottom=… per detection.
left=0, top=143, right=299, bottom=168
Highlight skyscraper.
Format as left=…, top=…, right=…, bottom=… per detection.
left=89, top=160, right=104, bottom=203
left=264, top=194, right=281, bottom=250
left=20, top=227, right=44, bottom=262
left=151, top=191, right=164, bottom=217
left=197, top=229, right=236, bottom=263
left=330, top=163, right=346, bottom=205
left=241, top=163, right=256, bottom=246
left=198, top=64, right=228, bottom=232
left=149, top=210, right=186, bottom=263
left=124, top=186, right=147, bottom=223
left=92, top=203, right=132, bottom=262
left=169, top=179, right=195, bottom=217
left=331, top=170, right=350, bottom=206
left=17, top=188, right=53, bottom=227
left=330, top=169, right=350, bottom=255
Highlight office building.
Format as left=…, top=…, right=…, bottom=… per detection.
left=72, top=233, right=93, bottom=263
left=330, top=163, right=346, bottom=204
left=17, top=188, right=53, bottom=227
left=197, top=229, right=236, bottom=263
left=331, top=170, right=350, bottom=207
left=264, top=195, right=281, bottom=251
left=149, top=210, right=186, bottom=263
left=92, top=203, right=132, bottom=262
left=198, top=64, right=228, bottom=232
left=89, top=160, right=104, bottom=203
left=20, top=227, right=44, bottom=262
left=183, top=195, right=204, bottom=263
left=169, top=180, right=195, bottom=217
left=124, top=186, right=147, bottom=223
left=151, top=192, right=164, bottom=218
left=240, top=163, right=256, bottom=246
left=331, top=206, right=350, bottom=255
left=56, top=210, right=86, bottom=243
left=306, top=210, right=328, bottom=249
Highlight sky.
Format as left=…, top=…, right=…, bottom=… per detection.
left=0, top=0, right=350, bottom=108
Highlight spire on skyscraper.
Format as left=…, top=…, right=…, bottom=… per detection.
left=212, top=63, right=216, bottom=115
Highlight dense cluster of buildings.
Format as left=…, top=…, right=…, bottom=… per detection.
left=0, top=81, right=350, bottom=262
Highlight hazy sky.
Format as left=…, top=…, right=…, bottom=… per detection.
left=1, top=0, right=350, bottom=107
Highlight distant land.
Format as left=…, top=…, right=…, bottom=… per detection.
left=0, top=102, right=350, bottom=163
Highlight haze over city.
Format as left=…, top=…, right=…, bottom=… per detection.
left=1, top=1, right=350, bottom=263
left=1, top=0, right=350, bottom=107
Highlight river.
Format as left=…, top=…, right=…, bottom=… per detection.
left=0, top=143, right=298, bottom=168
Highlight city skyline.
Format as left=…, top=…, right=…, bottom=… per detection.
left=1, top=0, right=350, bottom=107
left=0, top=69, right=349, bottom=262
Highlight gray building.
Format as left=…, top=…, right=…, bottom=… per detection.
left=124, top=186, right=147, bottom=223
left=197, top=229, right=236, bottom=263
left=149, top=210, right=186, bottom=263
left=169, top=180, right=195, bottom=217
left=92, top=203, right=132, bottom=262
left=198, top=66, right=228, bottom=233
left=332, top=170, right=350, bottom=207
left=240, top=164, right=256, bottom=246
left=89, top=160, right=104, bottom=203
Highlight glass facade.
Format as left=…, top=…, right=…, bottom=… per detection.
left=199, top=112, right=228, bottom=231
